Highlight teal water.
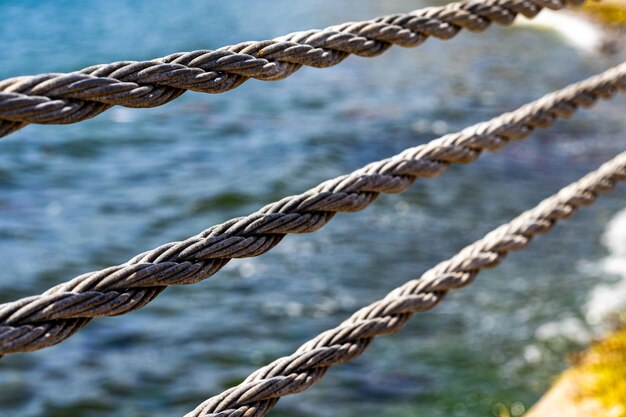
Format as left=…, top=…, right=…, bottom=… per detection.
left=1, top=1, right=626, bottom=416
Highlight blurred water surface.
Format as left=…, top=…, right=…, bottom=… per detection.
left=1, top=1, right=626, bottom=416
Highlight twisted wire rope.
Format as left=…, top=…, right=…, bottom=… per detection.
left=0, top=0, right=584, bottom=138
left=1, top=62, right=625, bottom=356
left=187, top=151, right=626, bottom=417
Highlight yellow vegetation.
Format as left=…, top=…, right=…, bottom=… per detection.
left=569, top=314, right=626, bottom=417
left=582, top=0, right=626, bottom=25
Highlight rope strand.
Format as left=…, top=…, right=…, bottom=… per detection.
left=1, top=62, right=624, bottom=356
left=0, top=0, right=583, bottom=138
left=187, top=151, right=626, bottom=417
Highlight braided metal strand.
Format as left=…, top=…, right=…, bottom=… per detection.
left=1, top=62, right=625, bottom=356
left=187, top=151, right=626, bottom=417
left=0, top=0, right=583, bottom=138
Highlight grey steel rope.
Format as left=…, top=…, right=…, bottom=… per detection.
left=1, top=62, right=625, bottom=357
left=0, top=0, right=583, bottom=138
left=186, top=151, right=626, bottom=417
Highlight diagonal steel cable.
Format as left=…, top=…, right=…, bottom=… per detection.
left=0, top=0, right=584, bottom=138
left=187, top=151, right=626, bottom=417
left=1, top=62, right=625, bottom=356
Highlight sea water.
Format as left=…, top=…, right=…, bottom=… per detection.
left=0, top=1, right=625, bottom=416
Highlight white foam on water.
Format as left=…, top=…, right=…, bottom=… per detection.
left=586, top=208, right=626, bottom=325
left=515, top=10, right=604, bottom=53
left=527, top=208, right=626, bottom=348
